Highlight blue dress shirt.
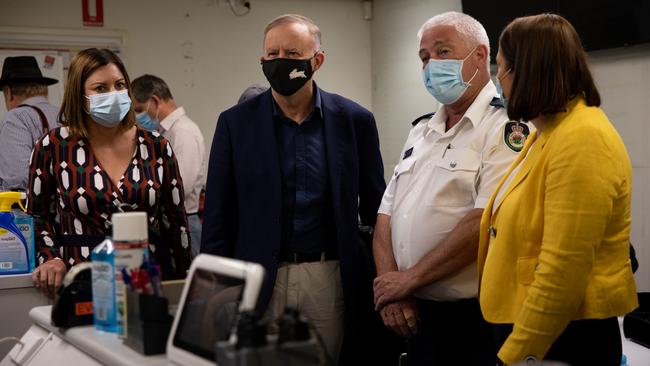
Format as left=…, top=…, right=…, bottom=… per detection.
left=272, top=89, right=336, bottom=255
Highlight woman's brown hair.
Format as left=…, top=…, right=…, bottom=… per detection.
left=58, top=48, right=136, bottom=138
left=499, top=13, right=601, bottom=122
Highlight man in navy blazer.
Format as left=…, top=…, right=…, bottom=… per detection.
left=201, top=14, right=385, bottom=364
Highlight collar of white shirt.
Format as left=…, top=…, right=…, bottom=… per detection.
left=159, top=106, right=186, bottom=132
left=426, top=80, right=499, bottom=134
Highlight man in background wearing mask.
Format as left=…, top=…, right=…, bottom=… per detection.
left=131, top=74, right=206, bottom=256
left=201, top=14, right=385, bottom=365
left=372, top=12, right=530, bottom=366
left=0, top=56, right=59, bottom=191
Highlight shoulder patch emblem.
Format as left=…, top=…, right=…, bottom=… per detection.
left=504, top=122, right=529, bottom=152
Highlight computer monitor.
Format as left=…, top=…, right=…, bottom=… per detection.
left=167, top=254, right=265, bottom=366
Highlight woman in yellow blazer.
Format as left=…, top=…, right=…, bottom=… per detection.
left=478, top=14, right=638, bottom=366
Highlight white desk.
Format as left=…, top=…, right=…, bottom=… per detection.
left=2, top=306, right=650, bottom=366
left=0, top=306, right=169, bottom=366
left=0, top=274, right=50, bottom=359
left=620, top=317, right=650, bottom=365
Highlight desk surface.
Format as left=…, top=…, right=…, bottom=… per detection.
left=0, top=273, right=34, bottom=290
left=20, top=306, right=650, bottom=366
left=619, top=317, right=650, bottom=365
left=29, top=306, right=169, bottom=366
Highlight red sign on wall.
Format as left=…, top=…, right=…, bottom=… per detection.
left=82, top=0, right=104, bottom=27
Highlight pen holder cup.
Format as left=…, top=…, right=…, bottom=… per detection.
left=123, top=291, right=172, bottom=355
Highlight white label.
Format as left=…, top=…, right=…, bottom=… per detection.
left=96, top=306, right=107, bottom=321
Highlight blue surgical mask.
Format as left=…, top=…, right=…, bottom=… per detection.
left=495, top=78, right=504, bottom=98
left=135, top=101, right=160, bottom=131
left=495, top=68, right=512, bottom=107
left=85, top=90, right=131, bottom=128
left=423, top=47, right=479, bottom=105
left=495, top=79, right=508, bottom=110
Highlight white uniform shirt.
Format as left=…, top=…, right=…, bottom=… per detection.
left=378, top=81, right=527, bottom=301
left=159, top=107, right=206, bottom=214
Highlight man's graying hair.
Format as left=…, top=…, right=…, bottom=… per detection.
left=131, top=74, right=174, bottom=103
left=264, top=14, right=322, bottom=51
left=418, top=11, right=490, bottom=67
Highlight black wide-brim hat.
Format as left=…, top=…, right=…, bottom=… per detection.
left=0, top=56, right=58, bottom=89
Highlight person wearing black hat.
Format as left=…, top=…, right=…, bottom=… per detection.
left=0, top=55, right=59, bottom=191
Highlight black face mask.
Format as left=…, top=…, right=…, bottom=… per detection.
left=261, top=57, right=314, bottom=96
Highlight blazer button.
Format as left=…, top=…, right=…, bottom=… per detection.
left=489, top=226, right=497, bottom=238
left=524, top=356, right=538, bottom=364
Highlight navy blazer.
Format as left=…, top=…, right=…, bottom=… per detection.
left=201, top=86, right=385, bottom=324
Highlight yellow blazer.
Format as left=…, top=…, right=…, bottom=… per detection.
left=478, top=98, right=638, bottom=364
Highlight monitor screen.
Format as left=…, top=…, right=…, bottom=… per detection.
left=172, top=268, right=244, bottom=362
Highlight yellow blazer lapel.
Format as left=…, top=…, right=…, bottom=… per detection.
left=491, top=130, right=539, bottom=217
left=477, top=130, right=538, bottom=281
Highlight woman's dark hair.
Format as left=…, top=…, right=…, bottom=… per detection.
left=58, top=48, right=136, bottom=138
left=499, top=13, right=600, bottom=121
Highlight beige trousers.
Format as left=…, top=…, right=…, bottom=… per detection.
left=265, top=259, right=345, bottom=365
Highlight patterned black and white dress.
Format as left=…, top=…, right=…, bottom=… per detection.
left=27, top=126, right=192, bottom=279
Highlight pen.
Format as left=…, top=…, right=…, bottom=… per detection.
left=442, top=143, right=452, bottom=158
left=121, top=267, right=132, bottom=290
left=148, top=261, right=162, bottom=297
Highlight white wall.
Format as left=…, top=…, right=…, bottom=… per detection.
left=370, top=0, right=460, bottom=178
left=590, top=45, right=650, bottom=292
left=371, top=0, right=650, bottom=291
left=0, top=0, right=372, bottom=155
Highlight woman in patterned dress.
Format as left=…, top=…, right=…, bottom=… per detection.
left=28, top=48, right=193, bottom=296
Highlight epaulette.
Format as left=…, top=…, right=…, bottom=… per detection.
left=489, top=97, right=505, bottom=109
left=411, top=112, right=436, bottom=126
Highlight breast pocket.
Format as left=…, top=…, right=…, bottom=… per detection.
left=428, top=148, right=480, bottom=207
left=394, top=156, right=416, bottom=180
left=392, top=156, right=417, bottom=200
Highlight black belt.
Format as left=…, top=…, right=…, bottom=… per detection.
left=278, top=250, right=338, bottom=264
left=54, top=235, right=106, bottom=248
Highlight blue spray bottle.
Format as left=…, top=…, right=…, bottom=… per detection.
left=91, top=237, right=117, bottom=332
left=0, top=192, right=34, bottom=274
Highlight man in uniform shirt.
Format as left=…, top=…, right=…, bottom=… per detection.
left=131, top=74, right=206, bottom=256
left=0, top=56, right=59, bottom=191
left=372, top=12, right=530, bottom=366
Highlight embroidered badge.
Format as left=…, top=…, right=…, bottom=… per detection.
left=504, top=122, right=529, bottom=152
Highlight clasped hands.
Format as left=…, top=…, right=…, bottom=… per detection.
left=373, top=270, right=420, bottom=338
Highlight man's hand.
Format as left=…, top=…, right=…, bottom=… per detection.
left=373, top=270, right=418, bottom=310
left=32, top=258, right=67, bottom=297
left=379, top=298, right=419, bottom=338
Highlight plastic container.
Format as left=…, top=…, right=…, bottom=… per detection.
left=123, top=291, right=172, bottom=355
left=12, top=209, right=36, bottom=272
left=113, top=212, right=149, bottom=337
left=0, top=192, right=33, bottom=274
left=91, top=237, right=117, bottom=332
